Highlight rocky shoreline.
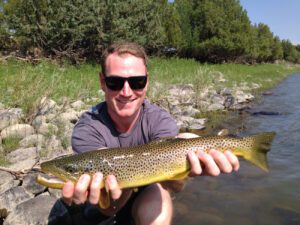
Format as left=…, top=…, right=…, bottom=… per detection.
left=0, top=80, right=257, bottom=225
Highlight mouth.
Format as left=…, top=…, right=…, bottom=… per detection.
left=36, top=173, right=66, bottom=189
left=116, top=98, right=136, bottom=104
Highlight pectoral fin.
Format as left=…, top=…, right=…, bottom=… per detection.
left=99, top=188, right=110, bottom=209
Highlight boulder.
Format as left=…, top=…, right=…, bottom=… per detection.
left=4, top=195, right=57, bottom=225
left=1, top=124, right=35, bottom=140
left=0, top=186, right=33, bottom=212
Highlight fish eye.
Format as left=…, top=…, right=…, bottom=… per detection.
left=64, top=164, right=78, bottom=173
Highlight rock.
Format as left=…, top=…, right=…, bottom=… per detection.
left=0, top=171, right=19, bottom=195
left=6, top=147, right=38, bottom=164
left=0, top=108, right=24, bottom=131
left=22, top=173, right=46, bottom=195
left=207, top=103, right=224, bottom=111
left=31, top=115, right=46, bottom=130
left=233, top=90, right=254, bottom=103
left=56, top=109, right=78, bottom=124
left=48, top=188, right=62, bottom=199
left=4, top=195, right=57, bottom=225
left=0, top=186, right=33, bottom=212
left=19, top=134, right=45, bottom=148
left=1, top=124, right=35, bottom=140
left=0, top=180, right=20, bottom=196
left=70, top=100, right=86, bottom=110
left=6, top=147, right=38, bottom=171
left=38, top=97, right=58, bottom=115
left=37, top=123, right=58, bottom=135
left=181, top=106, right=200, bottom=117
left=224, top=96, right=235, bottom=108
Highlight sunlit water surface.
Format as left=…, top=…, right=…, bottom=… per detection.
left=173, top=73, right=300, bottom=225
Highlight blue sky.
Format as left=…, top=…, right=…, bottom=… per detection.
left=239, top=0, right=300, bottom=45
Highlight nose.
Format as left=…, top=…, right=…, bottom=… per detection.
left=119, top=80, right=133, bottom=96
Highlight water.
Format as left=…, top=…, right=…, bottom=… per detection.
left=173, top=73, right=300, bottom=225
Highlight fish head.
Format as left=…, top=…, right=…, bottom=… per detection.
left=40, top=155, right=84, bottom=183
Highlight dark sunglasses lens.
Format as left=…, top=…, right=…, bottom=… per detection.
left=105, top=77, right=125, bottom=91
left=128, top=76, right=147, bottom=90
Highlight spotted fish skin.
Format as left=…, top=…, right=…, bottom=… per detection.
left=39, top=132, right=275, bottom=189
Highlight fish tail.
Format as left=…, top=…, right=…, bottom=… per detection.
left=237, top=132, right=276, bottom=171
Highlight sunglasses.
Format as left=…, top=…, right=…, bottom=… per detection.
left=104, top=75, right=148, bottom=91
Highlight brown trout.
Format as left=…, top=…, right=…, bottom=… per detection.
left=37, top=132, right=275, bottom=208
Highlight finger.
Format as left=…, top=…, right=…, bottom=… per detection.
left=89, top=172, right=103, bottom=205
left=199, top=150, right=220, bottom=176
left=106, top=175, right=122, bottom=200
left=73, top=174, right=91, bottom=205
left=224, top=151, right=240, bottom=171
left=62, top=181, right=75, bottom=206
left=187, top=151, right=202, bottom=176
left=209, top=150, right=232, bottom=174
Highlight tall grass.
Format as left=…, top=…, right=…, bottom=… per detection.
left=1, top=57, right=300, bottom=119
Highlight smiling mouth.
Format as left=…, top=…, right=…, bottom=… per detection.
left=117, top=99, right=136, bottom=104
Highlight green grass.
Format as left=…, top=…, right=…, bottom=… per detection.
left=1, top=57, right=300, bottom=121
left=2, top=136, right=22, bottom=154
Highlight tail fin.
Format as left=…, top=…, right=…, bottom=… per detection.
left=242, top=132, right=276, bottom=171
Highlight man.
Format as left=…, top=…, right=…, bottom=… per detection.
left=61, top=42, right=239, bottom=225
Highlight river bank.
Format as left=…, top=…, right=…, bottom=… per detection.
left=0, top=58, right=300, bottom=224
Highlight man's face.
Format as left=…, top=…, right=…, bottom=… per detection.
left=100, top=52, right=148, bottom=120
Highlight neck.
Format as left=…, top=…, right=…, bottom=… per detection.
left=109, top=108, right=141, bottom=134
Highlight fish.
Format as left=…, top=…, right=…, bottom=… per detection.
left=37, top=132, right=275, bottom=208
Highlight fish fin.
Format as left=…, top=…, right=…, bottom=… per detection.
left=169, top=171, right=189, bottom=181
left=236, top=132, right=276, bottom=171
left=217, top=129, right=229, bottom=136
left=99, top=188, right=110, bottom=209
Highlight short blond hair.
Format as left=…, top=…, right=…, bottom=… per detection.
left=101, top=42, right=148, bottom=75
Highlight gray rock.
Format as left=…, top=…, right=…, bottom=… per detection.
left=4, top=195, right=57, bottom=225
left=207, top=103, right=225, bottom=111
left=188, top=123, right=205, bottom=130
left=22, top=173, right=46, bottom=195
left=0, top=180, right=20, bottom=195
left=0, top=171, right=19, bottom=195
left=0, top=171, right=14, bottom=186
left=0, top=186, right=33, bottom=212
left=1, top=124, right=35, bottom=140
left=6, top=147, right=38, bottom=171
left=37, top=123, right=58, bottom=135
left=8, top=158, right=37, bottom=171
left=38, top=97, right=58, bottom=115
left=31, top=115, right=46, bottom=130
left=0, top=108, right=24, bottom=127
left=70, top=100, right=86, bottom=110
left=48, top=188, right=62, bottom=199
left=6, top=147, right=38, bottom=164
left=19, top=134, right=45, bottom=148
left=56, top=110, right=78, bottom=124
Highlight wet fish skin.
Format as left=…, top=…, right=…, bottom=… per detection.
left=37, top=132, right=275, bottom=208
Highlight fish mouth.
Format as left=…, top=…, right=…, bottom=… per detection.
left=36, top=173, right=66, bottom=189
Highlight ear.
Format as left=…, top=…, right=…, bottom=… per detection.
left=99, top=72, right=106, bottom=91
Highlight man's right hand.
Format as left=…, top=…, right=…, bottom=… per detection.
left=61, top=173, right=132, bottom=216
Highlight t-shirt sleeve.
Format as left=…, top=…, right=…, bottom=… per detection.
left=71, top=113, right=106, bottom=153
left=148, top=107, right=179, bottom=140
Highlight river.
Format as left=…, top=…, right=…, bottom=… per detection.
left=173, top=73, right=300, bottom=225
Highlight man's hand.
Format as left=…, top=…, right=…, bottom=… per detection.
left=61, top=173, right=132, bottom=216
left=188, top=149, right=239, bottom=176
left=178, top=132, right=240, bottom=177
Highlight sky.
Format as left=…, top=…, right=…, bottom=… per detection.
left=239, top=0, right=300, bottom=45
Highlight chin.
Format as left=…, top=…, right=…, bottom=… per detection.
left=116, top=109, right=137, bottom=118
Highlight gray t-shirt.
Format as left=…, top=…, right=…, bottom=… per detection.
left=72, top=100, right=178, bottom=152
